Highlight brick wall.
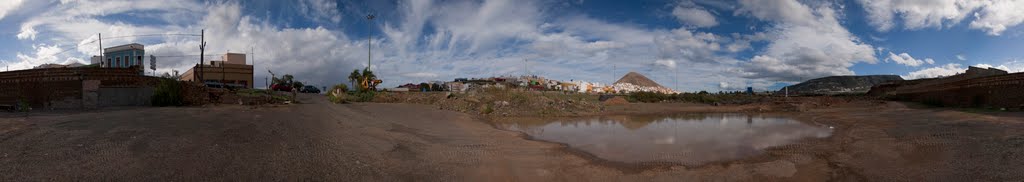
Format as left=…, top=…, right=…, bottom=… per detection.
left=0, top=68, right=157, bottom=109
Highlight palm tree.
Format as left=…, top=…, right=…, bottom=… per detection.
left=361, top=68, right=377, bottom=91
left=348, top=69, right=361, bottom=91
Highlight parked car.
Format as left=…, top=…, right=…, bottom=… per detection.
left=300, top=85, right=320, bottom=93
left=270, top=84, right=292, bottom=92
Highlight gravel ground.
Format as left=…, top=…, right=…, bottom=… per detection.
left=1, top=94, right=1023, bottom=181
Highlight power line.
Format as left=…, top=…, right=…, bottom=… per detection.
left=101, top=33, right=203, bottom=40
left=150, top=54, right=219, bottom=58
left=25, top=32, right=200, bottom=63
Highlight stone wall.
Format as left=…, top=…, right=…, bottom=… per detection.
left=872, top=72, right=1024, bottom=109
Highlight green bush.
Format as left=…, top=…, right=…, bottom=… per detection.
left=16, top=97, right=30, bottom=112
left=152, top=78, right=184, bottom=106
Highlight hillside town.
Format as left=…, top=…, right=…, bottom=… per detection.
left=394, top=72, right=678, bottom=94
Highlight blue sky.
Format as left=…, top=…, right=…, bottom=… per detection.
left=2, top=0, right=1024, bottom=91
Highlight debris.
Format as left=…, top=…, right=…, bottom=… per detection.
left=602, top=96, right=629, bottom=105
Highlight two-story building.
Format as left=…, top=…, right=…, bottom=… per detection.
left=179, top=53, right=254, bottom=88
left=102, top=43, right=146, bottom=75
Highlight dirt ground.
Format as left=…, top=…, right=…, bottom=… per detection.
left=2, top=94, right=1023, bottom=181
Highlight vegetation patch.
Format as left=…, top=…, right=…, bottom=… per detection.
left=152, top=78, right=184, bottom=107
left=626, top=91, right=762, bottom=104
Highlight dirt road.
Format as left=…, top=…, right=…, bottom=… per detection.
left=2, top=94, right=1023, bottom=181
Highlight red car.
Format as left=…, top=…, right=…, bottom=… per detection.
left=270, top=84, right=292, bottom=92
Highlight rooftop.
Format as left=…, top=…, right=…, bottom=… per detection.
left=103, top=43, right=144, bottom=52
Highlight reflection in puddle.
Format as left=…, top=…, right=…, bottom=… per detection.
left=493, top=113, right=832, bottom=165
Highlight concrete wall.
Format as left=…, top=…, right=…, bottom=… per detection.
left=98, top=87, right=154, bottom=107
left=83, top=80, right=100, bottom=109
left=223, top=53, right=246, bottom=65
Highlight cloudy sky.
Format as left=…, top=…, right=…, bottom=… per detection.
left=2, top=0, right=1024, bottom=91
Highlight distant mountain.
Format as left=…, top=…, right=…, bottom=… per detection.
left=614, top=72, right=668, bottom=89
left=780, top=75, right=903, bottom=95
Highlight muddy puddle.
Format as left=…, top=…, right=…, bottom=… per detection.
left=492, top=113, right=832, bottom=165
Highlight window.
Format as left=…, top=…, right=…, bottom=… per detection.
left=138, top=56, right=143, bottom=66
left=106, top=58, right=111, bottom=67
left=124, top=56, right=129, bottom=67
left=115, top=57, right=121, bottom=68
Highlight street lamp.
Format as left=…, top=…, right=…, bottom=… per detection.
left=366, top=13, right=375, bottom=72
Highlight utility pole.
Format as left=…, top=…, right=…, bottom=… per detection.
left=222, top=51, right=226, bottom=87
left=199, top=29, right=206, bottom=83
left=98, top=33, right=103, bottom=67
left=612, top=64, right=616, bottom=83
left=251, top=46, right=255, bottom=89
left=524, top=58, right=528, bottom=76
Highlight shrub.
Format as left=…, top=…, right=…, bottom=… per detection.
left=327, top=84, right=350, bottom=103
left=16, top=97, right=31, bottom=112
left=351, top=91, right=377, bottom=102
left=629, top=91, right=669, bottom=103
left=152, top=78, right=184, bottom=106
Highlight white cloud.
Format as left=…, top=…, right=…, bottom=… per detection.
left=902, top=63, right=965, bottom=79
left=16, top=26, right=36, bottom=40
left=956, top=54, right=966, bottom=60
left=297, top=0, right=342, bottom=24
left=737, top=0, right=877, bottom=82
left=401, top=72, right=439, bottom=78
left=974, top=62, right=1024, bottom=73
left=654, top=28, right=724, bottom=64
left=654, top=59, right=677, bottom=69
left=886, top=52, right=934, bottom=67
left=672, top=5, right=718, bottom=28
left=0, top=0, right=24, bottom=21
left=969, top=0, right=1024, bottom=35
left=12, top=44, right=64, bottom=68
left=857, top=0, right=1024, bottom=35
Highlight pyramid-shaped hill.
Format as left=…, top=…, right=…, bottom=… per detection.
left=614, top=72, right=669, bottom=89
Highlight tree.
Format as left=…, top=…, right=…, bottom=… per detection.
left=361, top=68, right=377, bottom=91
left=272, top=77, right=282, bottom=85
left=282, top=74, right=294, bottom=85
left=419, top=83, right=429, bottom=92
left=293, top=81, right=304, bottom=89
left=348, top=69, right=361, bottom=91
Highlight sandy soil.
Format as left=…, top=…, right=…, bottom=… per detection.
left=1, top=94, right=1023, bottom=181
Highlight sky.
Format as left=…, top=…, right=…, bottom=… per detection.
left=2, top=0, right=1024, bottom=92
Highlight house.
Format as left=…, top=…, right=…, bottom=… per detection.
left=102, top=43, right=146, bottom=75
left=444, top=82, right=463, bottom=92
